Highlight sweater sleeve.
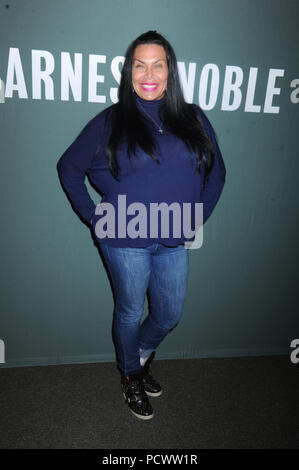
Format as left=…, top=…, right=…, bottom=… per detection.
left=57, top=114, right=104, bottom=224
left=195, top=106, right=226, bottom=224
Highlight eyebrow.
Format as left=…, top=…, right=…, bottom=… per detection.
left=133, top=58, right=165, bottom=64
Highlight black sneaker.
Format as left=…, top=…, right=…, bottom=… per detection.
left=121, top=370, right=154, bottom=420
left=141, top=352, right=163, bottom=397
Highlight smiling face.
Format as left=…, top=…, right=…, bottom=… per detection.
left=132, top=44, right=168, bottom=101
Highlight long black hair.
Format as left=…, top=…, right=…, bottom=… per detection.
left=105, top=30, right=214, bottom=181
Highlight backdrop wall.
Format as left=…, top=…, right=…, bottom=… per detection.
left=0, top=0, right=298, bottom=367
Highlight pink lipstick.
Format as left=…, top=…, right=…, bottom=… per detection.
left=140, top=83, right=159, bottom=92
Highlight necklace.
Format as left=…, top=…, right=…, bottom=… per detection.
left=138, top=103, right=164, bottom=135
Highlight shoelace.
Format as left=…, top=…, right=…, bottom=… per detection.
left=126, top=377, right=147, bottom=396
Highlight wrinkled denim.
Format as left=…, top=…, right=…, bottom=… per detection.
left=99, top=243, right=189, bottom=376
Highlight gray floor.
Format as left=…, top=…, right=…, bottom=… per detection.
left=0, top=355, right=298, bottom=449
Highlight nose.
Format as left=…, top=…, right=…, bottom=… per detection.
left=144, top=65, right=154, bottom=80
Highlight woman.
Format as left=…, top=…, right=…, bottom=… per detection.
left=57, top=31, right=226, bottom=420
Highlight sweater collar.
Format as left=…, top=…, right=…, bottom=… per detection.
left=135, top=93, right=166, bottom=109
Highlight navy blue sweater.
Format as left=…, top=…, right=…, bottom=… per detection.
left=57, top=95, right=226, bottom=247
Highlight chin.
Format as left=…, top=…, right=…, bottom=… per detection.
left=138, top=90, right=165, bottom=101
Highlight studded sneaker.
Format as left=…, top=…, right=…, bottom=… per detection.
left=121, top=370, right=154, bottom=420
left=141, top=351, right=163, bottom=397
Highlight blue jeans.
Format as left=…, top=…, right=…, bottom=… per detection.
left=99, top=243, right=189, bottom=376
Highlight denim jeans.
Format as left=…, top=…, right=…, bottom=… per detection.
left=99, top=243, right=189, bottom=376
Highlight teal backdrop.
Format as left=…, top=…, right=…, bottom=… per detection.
left=0, top=0, right=298, bottom=367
